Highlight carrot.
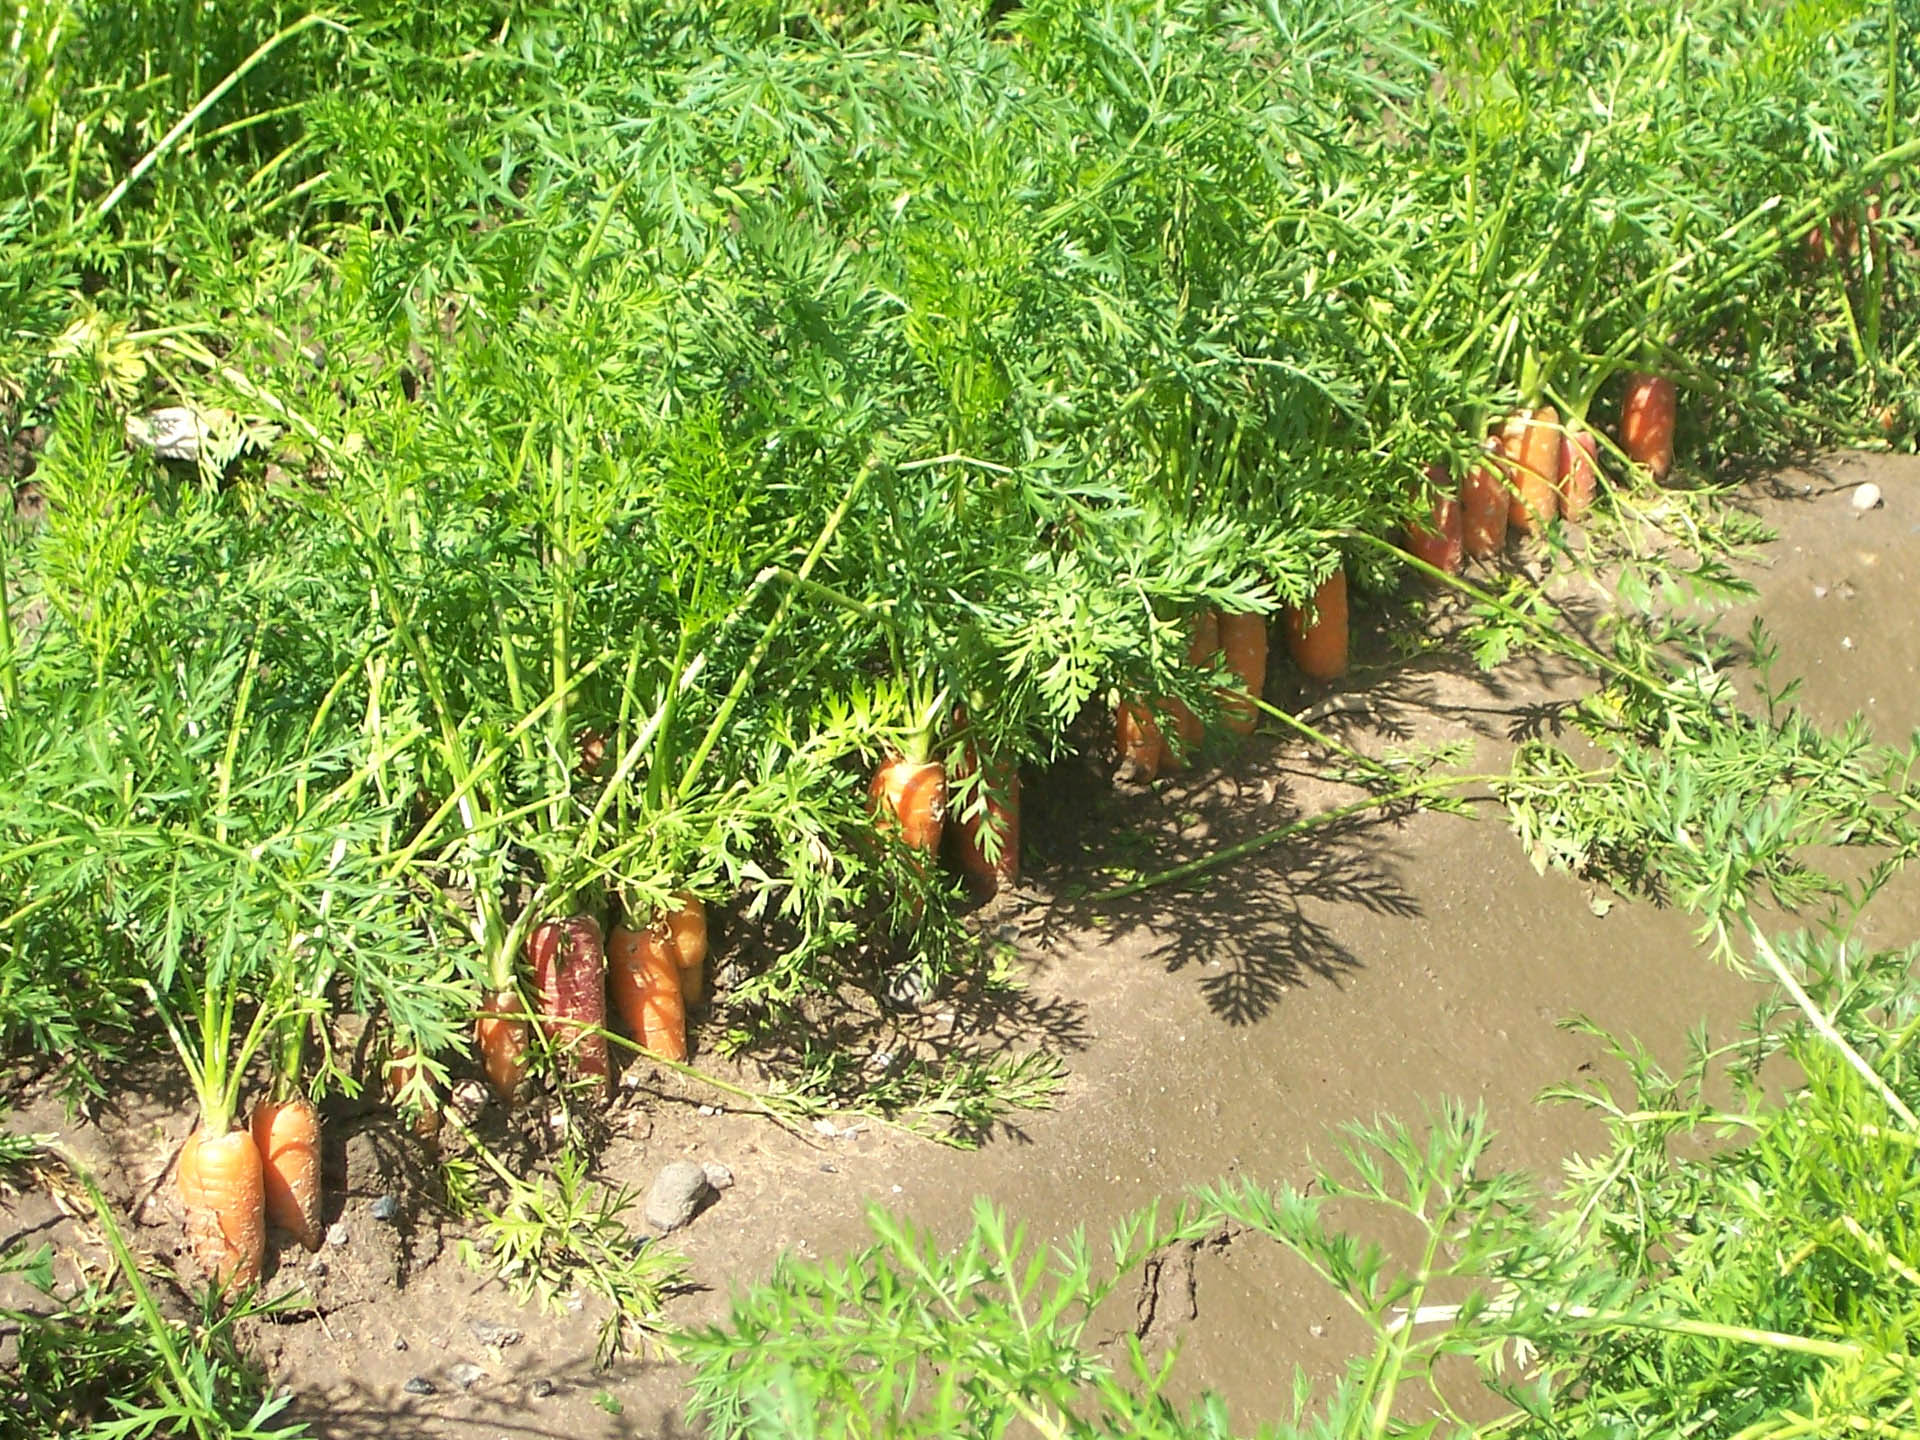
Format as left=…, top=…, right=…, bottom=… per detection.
left=664, top=891, right=709, bottom=1008
left=249, top=1097, right=322, bottom=1253
left=1159, top=610, right=1219, bottom=770
left=1216, top=612, right=1268, bottom=734
left=1403, top=464, right=1464, bottom=577
left=475, top=988, right=530, bottom=1103
left=1558, top=427, right=1600, bottom=522
left=608, top=922, right=687, bottom=1063
left=1501, top=407, right=1562, bottom=535
left=1460, top=443, right=1509, bottom=558
left=1284, top=569, right=1348, bottom=682
left=177, top=1125, right=266, bottom=1286
left=869, top=756, right=947, bottom=856
left=576, top=727, right=607, bottom=777
left=1621, top=373, right=1676, bottom=481
left=385, top=1051, right=442, bottom=1138
left=947, top=745, right=1021, bottom=895
left=529, top=915, right=611, bottom=1096
left=1115, top=699, right=1164, bottom=779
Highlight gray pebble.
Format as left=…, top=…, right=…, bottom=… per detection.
left=306, top=1258, right=328, bottom=1277
left=449, top=1362, right=487, bottom=1392
left=326, top=1222, right=349, bottom=1248
left=370, top=1194, right=399, bottom=1222
left=1852, top=482, right=1884, bottom=512
left=882, top=968, right=932, bottom=1011
left=701, top=1162, right=734, bottom=1191
left=467, top=1319, right=523, bottom=1349
left=529, top=1378, right=556, bottom=1400
left=393, top=1337, right=408, bottom=1352
left=644, top=1160, right=715, bottom=1232
left=403, top=1376, right=435, bottom=1396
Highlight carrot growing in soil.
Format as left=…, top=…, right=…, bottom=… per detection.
left=1404, top=464, right=1464, bottom=577
left=947, top=741, right=1021, bottom=894
left=1621, top=372, right=1677, bottom=482
left=1159, top=610, right=1220, bottom=770
left=1115, top=698, right=1164, bottom=780
left=530, top=913, right=612, bottom=1097
left=1501, top=406, right=1562, bottom=536
left=609, top=914, right=688, bottom=1064
left=1284, top=570, right=1348, bottom=682
left=1461, top=440, right=1510, bottom=558
left=1217, top=611, right=1269, bottom=733
left=1558, top=426, right=1600, bottom=521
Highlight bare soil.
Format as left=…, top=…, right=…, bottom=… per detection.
left=4, top=451, right=1917, bottom=1438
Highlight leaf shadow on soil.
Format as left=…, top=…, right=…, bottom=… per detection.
left=278, top=1346, right=703, bottom=1440
left=1025, top=760, right=1426, bottom=1027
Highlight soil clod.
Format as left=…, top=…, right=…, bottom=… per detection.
left=644, top=1161, right=715, bottom=1232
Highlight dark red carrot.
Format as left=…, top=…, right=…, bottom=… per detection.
left=529, top=915, right=611, bottom=1097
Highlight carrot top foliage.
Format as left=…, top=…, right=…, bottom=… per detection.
left=1, top=0, right=1918, bottom=1431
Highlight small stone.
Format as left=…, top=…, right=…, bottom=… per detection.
left=644, top=1160, right=715, bottom=1233
left=820, top=1162, right=838, bottom=1174
left=403, top=1377, right=436, bottom=1396
left=449, top=1363, right=487, bottom=1392
left=1851, top=482, right=1883, bottom=512
left=306, top=1258, right=329, bottom=1277
left=393, top=1337, right=408, bottom=1352
left=326, top=1222, right=349, bottom=1248
left=1813, top=583, right=1829, bottom=599
left=370, top=1195, right=399, bottom=1222
left=882, top=968, right=932, bottom=1011
left=868, top=1049, right=895, bottom=1072
left=701, top=1162, right=734, bottom=1191
left=468, top=1319, right=523, bottom=1349
left=529, top=1379, right=556, bottom=1400
left=811, top=1118, right=838, bottom=1137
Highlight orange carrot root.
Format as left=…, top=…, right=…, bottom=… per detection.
left=476, top=988, right=530, bottom=1103
left=1217, top=612, right=1268, bottom=734
left=1558, top=429, right=1600, bottom=522
left=1116, top=698, right=1164, bottom=779
left=1501, top=407, right=1562, bottom=536
left=609, top=924, right=688, bottom=1063
left=947, top=747, right=1022, bottom=895
left=868, top=758, right=947, bottom=855
left=664, top=892, right=709, bottom=1008
left=1461, top=445, right=1510, bottom=558
left=250, top=1097, right=322, bottom=1253
left=386, top=1052, right=442, bottom=1138
left=1158, top=610, right=1220, bottom=770
left=1405, top=465, right=1464, bottom=577
left=1621, top=373, right=1677, bottom=482
left=1284, top=570, right=1349, bottom=682
left=178, top=1125, right=266, bottom=1286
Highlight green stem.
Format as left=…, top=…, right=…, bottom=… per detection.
left=676, top=451, right=883, bottom=805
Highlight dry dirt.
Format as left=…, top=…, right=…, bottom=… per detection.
left=5, top=450, right=1918, bottom=1438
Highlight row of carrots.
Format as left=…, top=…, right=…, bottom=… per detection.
left=173, top=373, right=1681, bottom=1288
left=1121, top=371, right=1679, bottom=777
